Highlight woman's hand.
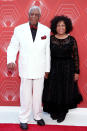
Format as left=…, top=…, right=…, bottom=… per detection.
left=44, top=72, right=49, bottom=79
left=74, top=73, right=79, bottom=81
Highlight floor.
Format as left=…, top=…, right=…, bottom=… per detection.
left=0, top=107, right=87, bottom=126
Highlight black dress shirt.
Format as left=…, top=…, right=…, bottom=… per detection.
left=30, top=23, right=37, bottom=41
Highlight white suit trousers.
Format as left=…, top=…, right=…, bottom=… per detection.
left=19, top=77, right=44, bottom=123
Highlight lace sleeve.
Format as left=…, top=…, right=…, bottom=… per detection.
left=72, top=37, right=80, bottom=74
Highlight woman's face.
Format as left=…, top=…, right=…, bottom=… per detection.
left=56, top=21, right=66, bottom=35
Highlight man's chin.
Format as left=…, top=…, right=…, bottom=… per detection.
left=31, top=21, right=38, bottom=25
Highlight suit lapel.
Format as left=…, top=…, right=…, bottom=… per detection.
left=25, top=23, right=33, bottom=44
left=33, top=22, right=41, bottom=43
left=25, top=22, right=41, bottom=44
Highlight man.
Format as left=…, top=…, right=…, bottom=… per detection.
left=7, top=6, right=50, bottom=130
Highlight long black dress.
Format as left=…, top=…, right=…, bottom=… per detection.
left=42, top=35, right=83, bottom=119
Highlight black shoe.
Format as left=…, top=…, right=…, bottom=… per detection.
left=50, top=113, right=58, bottom=120
left=20, top=123, right=28, bottom=130
left=34, top=119, right=45, bottom=126
left=57, top=113, right=66, bottom=123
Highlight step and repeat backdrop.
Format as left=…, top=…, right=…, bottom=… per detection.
left=0, top=0, right=87, bottom=107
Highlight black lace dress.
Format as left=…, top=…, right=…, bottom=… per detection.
left=42, top=35, right=83, bottom=118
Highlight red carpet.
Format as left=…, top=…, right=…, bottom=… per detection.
left=0, top=124, right=87, bottom=131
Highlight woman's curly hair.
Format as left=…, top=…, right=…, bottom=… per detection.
left=50, top=15, right=73, bottom=34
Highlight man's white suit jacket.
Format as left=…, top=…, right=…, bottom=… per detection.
left=7, top=22, right=51, bottom=79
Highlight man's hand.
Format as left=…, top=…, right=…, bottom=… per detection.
left=74, top=73, right=79, bottom=81
left=7, top=63, right=15, bottom=72
left=44, top=72, right=49, bottom=79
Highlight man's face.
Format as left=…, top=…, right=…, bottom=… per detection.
left=29, top=9, right=40, bottom=25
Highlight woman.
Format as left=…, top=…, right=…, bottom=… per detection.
left=42, top=16, right=83, bottom=123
